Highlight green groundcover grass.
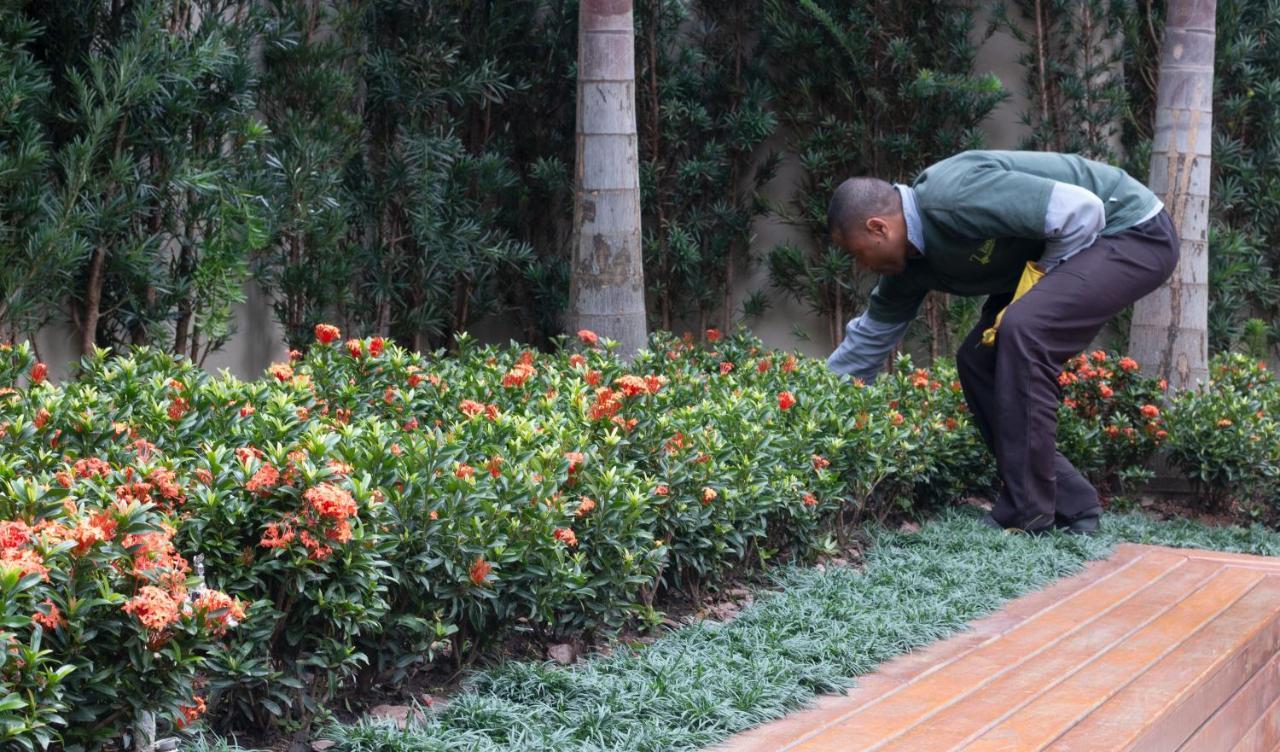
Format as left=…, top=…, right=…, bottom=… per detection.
left=200, top=509, right=1280, bottom=752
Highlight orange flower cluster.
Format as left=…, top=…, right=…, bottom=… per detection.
left=503, top=360, right=537, bottom=388
left=124, top=529, right=190, bottom=592
left=469, top=556, right=492, bottom=586
left=701, top=487, right=718, bottom=504
left=260, top=520, right=295, bottom=549
left=176, top=696, right=206, bottom=729
left=910, top=368, right=941, bottom=391
left=811, top=454, right=830, bottom=471
left=122, top=586, right=182, bottom=632
left=306, top=483, right=357, bottom=521
left=553, top=527, right=578, bottom=547
left=148, top=468, right=185, bottom=508
left=71, top=458, right=109, bottom=479
left=459, top=399, right=499, bottom=420
left=32, top=599, right=64, bottom=630
left=0, top=520, right=47, bottom=581
left=577, top=329, right=599, bottom=346
left=245, top=463, right=280, bottom=496
left=269, top=363, right=294, bottom=382
left=0, top=520, right=32, bottom=549
left=575, top=497, right=596, bottom=517
left=614, top=374, right=666, bottom=397
left=192, top=590, right=246, bottom=636
left=588, top=387, right=623, bottom=421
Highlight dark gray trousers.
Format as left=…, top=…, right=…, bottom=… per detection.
left=955, top=211, right=1180, bottom=530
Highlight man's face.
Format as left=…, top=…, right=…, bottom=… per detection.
left=832, top=215, right=909, bottom=276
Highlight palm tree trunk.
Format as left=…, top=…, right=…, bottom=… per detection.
left=568, top=0, right=647, bottom=360
left=1128, top=0, right=1215, bottom=391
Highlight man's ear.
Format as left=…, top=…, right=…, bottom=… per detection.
left=865, top=217, right=889, bottom=239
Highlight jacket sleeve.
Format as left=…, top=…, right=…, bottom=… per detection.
left=1038, top=182, right=1106, bottom=271
left=827, top=313, right=911, bottom=384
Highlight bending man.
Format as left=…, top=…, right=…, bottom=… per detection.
left=826, top=150, right=1178, bottom=535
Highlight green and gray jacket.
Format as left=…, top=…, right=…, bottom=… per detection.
left=828, top=150, right=1163, bottom=382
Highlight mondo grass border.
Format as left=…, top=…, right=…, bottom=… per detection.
left=209, top=509, right=1280, bottom=752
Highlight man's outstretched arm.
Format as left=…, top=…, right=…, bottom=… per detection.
left=827, top=313, right=910, bottom=384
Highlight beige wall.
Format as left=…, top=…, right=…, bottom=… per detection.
left=34, top=13, right=1039, bottom=380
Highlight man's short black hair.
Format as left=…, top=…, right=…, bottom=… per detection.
left=827, top=177, right=900, bottom=239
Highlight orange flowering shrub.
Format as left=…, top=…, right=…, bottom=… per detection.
left=1, top=330, right=1264, bottom=743
left=1055, top=350, right=1170, bottom=492
left=0, top=422, right=241, bottom=747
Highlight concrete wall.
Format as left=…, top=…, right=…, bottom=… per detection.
left=34, top=11, right=1039, bottom=380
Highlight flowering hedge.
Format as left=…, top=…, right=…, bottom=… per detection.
left=0, top=330, right=1268, bottom=744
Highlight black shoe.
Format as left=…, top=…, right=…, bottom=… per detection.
left=981, top=512, right=1055, bottom=536
left=979, top=512, right=1004, bottom=530
left=1054, top=514, right=1101, bottom=536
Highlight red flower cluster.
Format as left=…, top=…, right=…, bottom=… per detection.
left=176, top=696, right=206, bottom=729
left=553, top=527, right=578, bottom=547
left=588, top=387, right=623, bottom=421
left=578, top=329, right=599, bottom=346
left=778, top=391, right=796, bottom=410
left=315, top=323, right=341, bottom=344
left=469, top=556, right=492, bottom=586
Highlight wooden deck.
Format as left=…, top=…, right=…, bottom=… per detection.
left=719, top=543, right=1280, bottom=752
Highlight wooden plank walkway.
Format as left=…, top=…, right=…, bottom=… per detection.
left=719, top=543, right=1280, bottom=752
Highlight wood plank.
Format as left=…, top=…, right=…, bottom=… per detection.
left=1049, top=575, right=1280, bottom=751
left=1229, top=684, right=1280, bottom=752
left=962, top=565, right=1266, bottom=752
left=717, top=546, right=1158, bottom=752
left=862, top=559, right=1225, bottom=752
left=775, top=552, right=1194, bottom=752
left=1180, top=650, right=1280, bottom=752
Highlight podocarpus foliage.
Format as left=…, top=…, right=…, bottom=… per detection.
left=634, top=0, right=779, bottom=336
left=761, top=0, right=1007, bottom=358
left=4, top=0, right=268, bottom=359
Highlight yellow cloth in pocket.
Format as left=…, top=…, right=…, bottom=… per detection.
left=980, top=261, right=1045, bottom=347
